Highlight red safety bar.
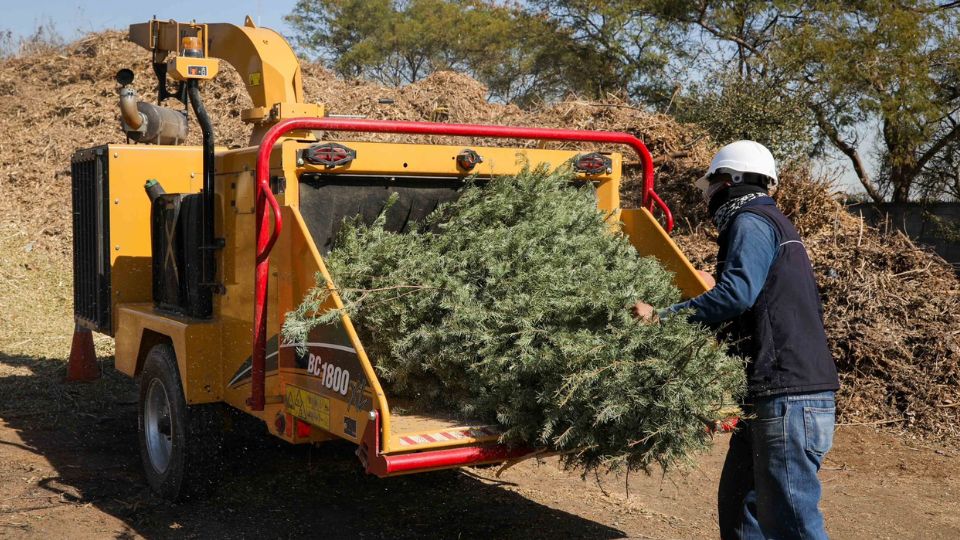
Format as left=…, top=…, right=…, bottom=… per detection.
left=251, top=118, right=670, bottom=411
left=353, top=412, right=737, bottom=477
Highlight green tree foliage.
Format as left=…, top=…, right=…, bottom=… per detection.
left=285, top=0, right=622, bottom=104
left=653, top=1, right=960, bottom=202
left=283, top=167, right=744, bottom=472
left=672, top=74, right=814, bottom=165
left=286, top=1, right=960, bottom=201
left=530, top=0, right=683, bottom=102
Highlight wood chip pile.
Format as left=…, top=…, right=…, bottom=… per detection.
left=1, top=31, right=957, bottom=440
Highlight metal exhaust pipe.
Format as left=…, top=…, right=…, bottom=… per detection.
left=119, top=86, right=145, bottom=130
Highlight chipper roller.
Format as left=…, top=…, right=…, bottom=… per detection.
left=68, top=17, right=712, bottom=499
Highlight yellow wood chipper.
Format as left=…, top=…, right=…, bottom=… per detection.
left=67, top=17, right=711, bottom=500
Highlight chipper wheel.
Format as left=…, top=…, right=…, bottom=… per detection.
left=138, top=343, right=224, bottom=500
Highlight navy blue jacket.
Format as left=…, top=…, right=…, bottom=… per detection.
left=663, top=213, right=777, bottom=324
left=669, top=198, right=839, bottom=398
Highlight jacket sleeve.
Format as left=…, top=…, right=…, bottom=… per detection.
left=661, top=213, right=779, bottom=324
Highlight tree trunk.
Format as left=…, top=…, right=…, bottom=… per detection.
left=883, top=119, right=919, bottom=203
left=889, top=164, right=915, bottom=203
left=810, top=104, right=884, bottom=203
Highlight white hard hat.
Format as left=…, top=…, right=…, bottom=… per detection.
left=695, top=140, right=778, bottom=194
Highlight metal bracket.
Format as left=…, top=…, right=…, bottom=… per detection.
left=270, top=175, right=286, bottom=195
left=199, top=237, right=226, bottom=250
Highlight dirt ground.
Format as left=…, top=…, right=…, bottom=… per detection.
left=0, top=203, right=956, bottom=540
left=0, top=354, right=955, bottom=539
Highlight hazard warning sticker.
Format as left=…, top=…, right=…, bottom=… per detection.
left=285, top=385, right=331, bottom=430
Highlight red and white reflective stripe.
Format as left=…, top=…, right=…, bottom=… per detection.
left=397, top=426, right=499, bottom=447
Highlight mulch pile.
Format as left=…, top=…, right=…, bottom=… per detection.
left=675, top=173, right=960, bottom=440
left=1, top=31, right=957, bottom=440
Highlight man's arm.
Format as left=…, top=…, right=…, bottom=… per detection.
left=662, top=213, right=779, bottom=324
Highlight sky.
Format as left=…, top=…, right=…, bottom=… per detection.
left=0, top=0, right=298, bottom=42
left=0, top=0, right=868, bottom=194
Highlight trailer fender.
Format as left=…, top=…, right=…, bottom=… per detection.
left=133, top=329, right=172, bottom=376
left=115, top=303, right=222, bottom=404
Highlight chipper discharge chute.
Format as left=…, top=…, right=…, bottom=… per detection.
left=67, top=17, right=712, bottom=499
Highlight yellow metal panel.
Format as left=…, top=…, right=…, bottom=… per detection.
left=274, top=103, right=324, bottom=120
left=595, top=176, right=620, bottom=214
left=275, top=206, right=389, bottom=440
left=621, top=208, right=710, bottom=300
left=114, top=304, right=222, bottom=404
left=280, top=139, right=304, bottom=208
left=129, top=18, right=308, bottom=139
left=107, top=145, right=202, bottom=333
left=107, top=144, right=278, bottom=415
left=212, top=146, right=269, bottom=416
left=233, top=169, right=256, bottom=214
left=297, top=141, right=621, bottom=182
left=129, top=20, right=206, bottom=55
left=167, top=56, right=220, bottom=81
left=280, top=371, right=374, bottom=444
left=205, top=22, right=304, bottom=127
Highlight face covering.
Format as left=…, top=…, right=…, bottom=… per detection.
left=696, top=175, right=729, bottom=204
left=703, top=181, right=727, bottom=203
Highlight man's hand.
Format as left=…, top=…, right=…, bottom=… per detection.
left=697, top=270, right=716, bottom=290
left=632, top=302, right=659, bottom=323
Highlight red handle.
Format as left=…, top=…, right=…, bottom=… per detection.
left=249, top=118, right=669, bottom=411
left=256, top=183, right=282, bottom=264
left=250, top=148, right=283, bottom=410
left=647, top=190, right=675, bottom=232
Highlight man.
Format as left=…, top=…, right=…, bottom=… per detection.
left=634, top=140, right=840, bottom=540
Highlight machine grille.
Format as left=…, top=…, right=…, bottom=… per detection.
left=71, top=146, right=112, bottom=333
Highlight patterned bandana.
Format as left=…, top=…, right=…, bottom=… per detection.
left=712, top=192, right=771, bottom=233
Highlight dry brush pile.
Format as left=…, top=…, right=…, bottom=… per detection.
left=0, top=31, right=957, bottom=440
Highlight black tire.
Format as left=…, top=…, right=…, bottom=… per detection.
left=138, top=343, right=224, bottom=500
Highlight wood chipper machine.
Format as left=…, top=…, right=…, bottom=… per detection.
left=67, top=17, right=713, bottom=499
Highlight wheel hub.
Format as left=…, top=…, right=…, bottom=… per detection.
left=144, top=379, right=173, bottom=473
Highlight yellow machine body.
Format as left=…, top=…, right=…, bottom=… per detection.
left=77, top=18, right=710, bottom=473
left=100, top=138, right=708, bottom=454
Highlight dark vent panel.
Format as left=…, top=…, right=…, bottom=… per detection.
left=71, top=146, right=112, bottom=333
left=299, top=174, right=464, bottom=254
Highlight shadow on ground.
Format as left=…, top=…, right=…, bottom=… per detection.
left=0, top=353, right=623, bottom=539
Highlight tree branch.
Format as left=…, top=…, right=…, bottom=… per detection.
left=687, top=3, right=768, bottom=61
left=915, top=116, right=960, bottom=173
left=810, top=103, right=885, bottom=203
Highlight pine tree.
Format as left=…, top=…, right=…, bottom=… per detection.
left=284, top=166, right=744, bottom=473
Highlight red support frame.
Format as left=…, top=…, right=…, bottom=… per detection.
left=250, top=117, right=670, bottom=412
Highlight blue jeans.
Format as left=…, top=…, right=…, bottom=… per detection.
left=718, top=391, right=835, bottom=540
